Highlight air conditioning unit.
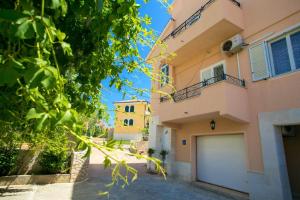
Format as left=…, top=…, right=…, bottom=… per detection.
left=281, top=126, right=296, bottom=137
left=221, top=34, right=244, bottom=55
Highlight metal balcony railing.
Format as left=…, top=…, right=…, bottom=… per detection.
left=160, top=73, right=245, bottom=103
left=162, top=0, right=241, bottom=42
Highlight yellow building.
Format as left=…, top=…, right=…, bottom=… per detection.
left=114, top=100, right=150, bottom=141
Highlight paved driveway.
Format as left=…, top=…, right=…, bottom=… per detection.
left=0, top=148, right=236, bottom=200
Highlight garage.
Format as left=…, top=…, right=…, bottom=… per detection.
left=197, top=134, right=248, bottom=193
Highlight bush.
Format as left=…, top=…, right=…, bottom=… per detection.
left=39, top=147, right=70, bottom=174
left=38, top=134, right=71, bottom=174
left=0, top=147, right=18, bottom=176
left=147, top=148, right=155, bottom=157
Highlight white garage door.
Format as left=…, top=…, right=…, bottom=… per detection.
left=197, top=134, right=248, bottom=192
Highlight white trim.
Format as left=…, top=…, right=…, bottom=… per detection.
left=200, top=60, right=226, bottom=81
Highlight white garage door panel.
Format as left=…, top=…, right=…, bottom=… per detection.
left=197, top=135, right=248, bottom=192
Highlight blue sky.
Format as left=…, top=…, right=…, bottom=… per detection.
left=101, top=1, right=171, bottom=126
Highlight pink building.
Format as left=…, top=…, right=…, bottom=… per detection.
left=147, top=0, right=300, bottom=199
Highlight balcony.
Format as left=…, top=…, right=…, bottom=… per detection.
left=162, top=0, right=244, bottom=65
left=158, top=74, right=249, bottom=123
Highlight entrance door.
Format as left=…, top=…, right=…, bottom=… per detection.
left=283, top=125, right=300, bottom=199
left=197, top=134, right=248, bottom=192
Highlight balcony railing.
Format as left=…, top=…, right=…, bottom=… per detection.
left=160, top=74, right=245, bottom=103
left=162, top=0, right=241, bottom=42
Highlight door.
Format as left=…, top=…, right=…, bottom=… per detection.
left=201, top=62, right=225, bottom=85
left=197, top=134, right=248, bottom=192
left=213, top=64, right=224, bottom=81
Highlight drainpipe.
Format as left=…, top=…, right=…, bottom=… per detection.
left=237, top=52, right=241, bottom=79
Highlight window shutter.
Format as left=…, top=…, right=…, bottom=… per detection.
left=249, top=42, right=270, bottom=81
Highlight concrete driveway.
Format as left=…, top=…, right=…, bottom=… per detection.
left=0, top=148, right=236, bottom=200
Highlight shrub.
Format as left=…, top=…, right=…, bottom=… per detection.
left=0, top=147, right=18, bottom=176
left=39, top=147, right=70, bottom=174
left=38, top=134, right=70, bottom=174
left=147, top=148, right=155, bottom=157
left=160, top=150, right=168, bottom=161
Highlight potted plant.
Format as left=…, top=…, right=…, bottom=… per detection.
left=146, top=148, right=155, bottom=173
left=159, top=150, right=168, bottom=169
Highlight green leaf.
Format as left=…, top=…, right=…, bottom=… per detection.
left=77, top=141, right=87, bottom=151
left=56, top=30, right=66, bottom=41
left=0, top=66, right=19, bottom=86
left=0, top=9, right=28, bottom=21
left=56, top=110, right=74, bottom=125
left=41, top=76, right=56, bottom=89
left=103, top=156, right=112, bottom=168
left=26, top=108, right=45, bottom=120
left=36, top=114, right=49, bottom=131
left=83, top=146, right=91, bottom=158
left=60, top=42, right=73, bottom=56
left=32, top=20, right=45, bottom=40
left=51, top=0, right=60, bottom=9
left=10, top=58, right=25, bottom=69
left=15, top=18, right=35, bottom=39
left=28, top=68, right=44, bottom=88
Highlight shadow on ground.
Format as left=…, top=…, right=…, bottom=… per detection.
left=71, top=162, right=234, bottom=200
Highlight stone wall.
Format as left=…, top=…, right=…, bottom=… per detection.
left=70, top=150, right=90, bottom=182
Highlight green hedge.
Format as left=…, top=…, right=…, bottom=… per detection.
left=39, top=147, right=70, bottom=174
left=0, top=147, right=18, bottom=176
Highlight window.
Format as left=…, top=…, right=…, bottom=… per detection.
left=129, top=119, right=134, bottom=126
left=130, top=105, right=134, bottom=112
left=291, top=31, right=300, bottom=69
left=160, top=64, right=169, bottom=87
left=200, top=61, right=225, bottom=84
left=125, top=105, right=129, bottom=112
left=124, top=119, right=128, bottom=126
left=268, top=29, right=300, bottom=76
left=270, top=37, right=291, bottom=75
left=249, top=28, right=300, bottom=80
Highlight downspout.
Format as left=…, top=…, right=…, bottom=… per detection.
left=237, top=52, right=241, bottom=79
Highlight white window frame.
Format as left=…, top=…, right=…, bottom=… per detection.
left=160, top=64, right=169, bottom=87
left=200, top=60, right=227, bottom=82
left=267, top=27, right=300, bottom=76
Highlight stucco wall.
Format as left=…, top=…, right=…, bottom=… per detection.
left=150, top=1, right=300, bottom=173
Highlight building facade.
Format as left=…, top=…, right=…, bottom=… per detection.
left=114, top=100, right=150, bottom=141
left=148, top=0, right=300, bottom=199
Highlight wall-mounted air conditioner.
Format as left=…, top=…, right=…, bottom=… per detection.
left=221, top=34, right=244, bottom=56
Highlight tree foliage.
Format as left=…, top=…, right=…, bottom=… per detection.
left=0, top=0, right=166, bottom=190
left=0, top=0, right=152, bottom=136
